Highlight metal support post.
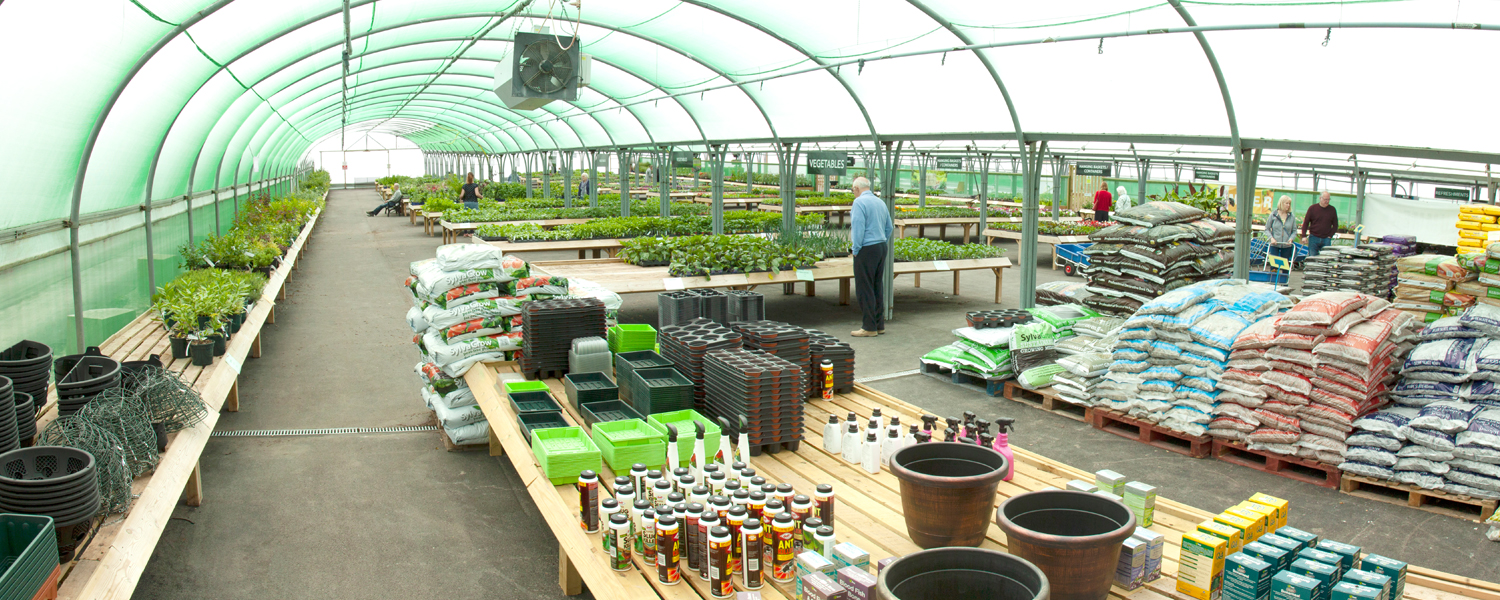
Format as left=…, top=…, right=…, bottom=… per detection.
left=620, top=149, right=632, bottom=218
left=659, top=147, right=671, bottom=218
left=563, top=152, right=574, bottom=209
left=875, top=141, right=905, bottom=321
left=525, top=153, right=534, bottom=199
left=918, top=153, right=928, bottom=209
left=1136, top=158, right=1149, bottom=208
left=977, top=152, right=991, bottom=233
left=1232, top=148, right=1263, bottom=279
left=1019, top=141, right=1047, bottom=309
left=1050, top=154, right=1065, bottom=222
left=543, top=152, right=553, bottom=199
left=776, top=144, right=802, bottom=236
left=588, top=151, right=599, bottom=208
left=746, top=152, right=754, bottom=193
left=1353, top=166, right=1368, bottom=234
left=710, top=145, right=726, bottom=235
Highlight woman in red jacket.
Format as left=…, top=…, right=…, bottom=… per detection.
left=1093, top=183, right=1113, bottom=222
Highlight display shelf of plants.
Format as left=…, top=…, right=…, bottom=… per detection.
left=445, top=199, right=707, bottom=225
left=475, top=212, right=825, bottom=242
left=891, top=238, right=1006, bottom=262
left=618, top=235, right=830, bottom=280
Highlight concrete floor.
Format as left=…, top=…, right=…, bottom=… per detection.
left=137, top=187, right=1496, bottom=599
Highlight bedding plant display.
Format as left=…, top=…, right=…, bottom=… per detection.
left=475, top=212, right=824, bottom=241
left=444, top=199, right=707, bottom=224
left=891, top=238, right=1004, bottom=262
left=618, top=236, right=822, bottom=279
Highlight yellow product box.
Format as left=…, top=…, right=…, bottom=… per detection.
left=1199, top=519, right=1245, bottom=554
left=1179, top=532, right=1229, bottom=600
left=1248, top=493, right=1289, bottom=529
left=1460, top=213, right=1499, bottom=223
left=1225, top=507, right=1267, bottom=541
left=1237, top=502, right=1278, bottom=533
left=1215, top=512, right=1258, bottom=544
left=1457, top=221, right=1482, bottom=231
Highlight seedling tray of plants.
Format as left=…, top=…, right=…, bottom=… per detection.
left=532, top=426, right=602, bottom=485
left=509, top=390, right=562, bottom=415
left=646, top=409, right=722, bottom=467
left=517, top=411, right=570, bottom=445
left=564, top=372, right=618, bottom=409
left=580, top=400, right=645, bottom=427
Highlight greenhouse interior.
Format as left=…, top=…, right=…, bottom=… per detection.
left=2, top=0, right=1500, bottom=599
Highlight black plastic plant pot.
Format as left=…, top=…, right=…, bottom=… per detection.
left=0, top=486, right=99, bottom=514
left=3, top=369, right=48, bottom=387
left=211, top=334, right=226, bottom=357
left=878, top=547, right=1049, bottom=600
left=153, top=422, right=169, bottom=452
left=0, top=475, right=97, bottom=502
left=190, top=342, right=214, bottom=366
left=229, top=312, right=244, bottom=334
left=56, top=356, right=119, bottom=392
left=14, top=391, right=33, bottom=419
left=169, top=337, right=190, bottom=360
left=0, top=341, right=51, bottom=370
left=0, top=376, right=10, bottom=399
left=0, top=447, right=96, bottom=488
left=52, top=347, right=105, bottom=381
left=996, top=490, right=1136, bottom=600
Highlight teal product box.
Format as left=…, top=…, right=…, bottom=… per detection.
left=1342, top=570, right=1391, bottom=600
left=1273, top=571, right=1324, bottom=600
left=1298, top=548, right=1347, bottom=578
left=1277, top=526, right=1320, bottom=549
left=831, top=542, right=870, bottom=572
left=1259, top=533, right=1303, bottom=556
left=1115, top=537, right=1148, bottom=590
left=1360, top=554, right=1407, bottom=600
left=797, top=550, right=838, bottom=600
left=1331, top=582, right=1381, bottom=600
left=1318, top=541, right=1362, bottom=571
left=1242, top=541, right=1291, bottom=572
left=1289, top=558, right=1339, bottom=600
left=1133, top=528, right=1165, bottom=582
left=1223, top=552, right=1275, bottom=600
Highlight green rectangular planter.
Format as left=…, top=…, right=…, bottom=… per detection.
left=531, top=427, right=602, bottom=485
left=591, top=419, right=667, bottom=471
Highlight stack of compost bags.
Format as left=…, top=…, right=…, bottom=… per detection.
left=1216, top=292, right=1419, bottom=465
left=919, top=305, right=1111, bottom=391
left=1098, top=280, right=1288, bottom=437
left=1341, top=305, right=1500, bottom=499
left=1300, top=245, right=1397, bottom=298
left=1036, top=281, right=1089, bottom=306
left=1392, top=254, right=1477, bottom=323
left=1078, top=201, right=1235, bottom=317
left=1456, top=204, right=1500, bottom=253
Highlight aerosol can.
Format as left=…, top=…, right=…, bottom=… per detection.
left=819, top=359, right=834, bottom=399
left=822, top=415, right=842, bottom=454
left=993, top=418, right=1016, bottom=481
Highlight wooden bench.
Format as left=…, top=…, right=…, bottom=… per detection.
left=757, top=204, right=853, bottom=226
left=43, top=203, right=322, bottom=600
left=464, top=365, right=1500, bottom=600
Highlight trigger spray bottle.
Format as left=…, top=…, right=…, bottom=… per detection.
left=692, top=422, right=708, bottom=481
left=666, top=424, right=681, bottom=473
left=736, top=416, right=750, bottom=466
left=993, top=418, right=1016, bottom=481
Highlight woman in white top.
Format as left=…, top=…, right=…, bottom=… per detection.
left=1114, top=186, right=1131, bottom=211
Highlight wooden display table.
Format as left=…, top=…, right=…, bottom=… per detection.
left=464, top=363, right=1500, bottom=599
left=982, top=228, right=1092, bottom=270
left=690, top=197, right=766, bottom=211
left=757, top=204, right=853, bottom=226
left=440, top=218, right=592, bottom=244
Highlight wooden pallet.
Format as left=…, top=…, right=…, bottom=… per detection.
left=1001, top=381, right=1088, bottom=422
left=1089, top=408, right=1212, bottom=459
left=1340, top=474, right=1499, bottom=522
left=431, top=413, right=488, bottom=453
left=916, top=360, right=1007, bottom=396
left=1210, top=439, right=1340, bottom=488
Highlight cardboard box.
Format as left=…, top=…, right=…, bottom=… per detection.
left=1249, top=493, right=1289, bottom=529
left=1216, top=513, right=1258, bottom=545
left=1360, top=555, right=1407, bottom=600
left=1178, top=531, right=1228, bottom=600
left=1225, top=506, right=1268, bottom=541
left=831, top=543, right=870, bottom=572
left=1342, top=570, right=1391, bottom=600
left=1259, top=533, right=1303, bottom=556
left=1096, top=469, right=1127, bottom=496
left=1125, top=482, right=1158, bottom=528
left=1200, top=520, right=1246, bottom=554
left=1331, top=582, right=1381, bottom=600
left=1273, top=571, right=1323, bottom=600
left=1116, top=537, right=1148, bottom=590
left=1277, top=526, right=1320, bottom=550
left=797, top=551, right=838, bottom=600
left=1318, top=541, right=1362, bottom=571
left=1289, top=558, right=1339, bottom=600
left=1241, top=541, right=1291, bottom=572
left=1067, top=479, right=1100, bottom=493
left=876, top=556, right=897, bottom=574
left=1237, top=502, right=1279, bottom=534
left=1223, top=552, right=1275, bottom=600
left=803, top=572, right=848, bottom=600
left=836, top=565, right=877, bottom=600
left=1133, top=528, right=1165, bottom=582
left=1298, top=548, right=1346, bottom=578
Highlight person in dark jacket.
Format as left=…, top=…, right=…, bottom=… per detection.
left=1093, top=183, right=1113, bottom=222
left=577, top=173, right=592, bottom=197
left=460, top=173, right=481, bottom=209
left=1302, top=191, right=1338, bottom=257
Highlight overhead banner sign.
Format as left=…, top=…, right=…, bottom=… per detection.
left=1077, top=163, right=1111, bottom=177
left=934, top=157, right=963, bottom=170
left=1435, top=187, right=1470, bottom=200
left=805, top=151, right=850, bottom=176
left=671, top=152, right=696, bottom=168
left=1193, top=168, right=1219, bottom=181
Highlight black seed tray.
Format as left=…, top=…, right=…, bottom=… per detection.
left=658, top=291, right=701, bottom=328
left=518, top=411, right=570, bottom=445
left=580, top=400, right=646, bottom=427
left=614, top=351, right=674, bottom=403
left=628, top=367, right=695, bottom=415
left=510, top=390, right=563, bottom=415
left=520, top=298, right=607, bottom=373
left=726, top=290, right=765, bottom=323
left=564, top=372, right=618, bottom=409
left=690, top=288, right=730, bottom=324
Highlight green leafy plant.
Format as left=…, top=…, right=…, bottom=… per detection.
left=892, top=238, right=1005, bottom=262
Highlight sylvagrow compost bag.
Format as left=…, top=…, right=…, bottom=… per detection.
left=1010, top=321, right=1060, bottom=374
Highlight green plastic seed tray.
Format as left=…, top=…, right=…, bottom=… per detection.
left=509, top=390, right=562, bottom=415
left=591, top=419, right=667, bottom=471
left=531, top=427, right=602, bottom=485
left=646, top=409, right=721, bottom=468
left=608, top=324, right=658, bottom=353
left=504, top=380, right=551, bottom=395
left=564, top=372, right=619, bottom=409
left=613, top=351, right=673, bottom=404
left=580, top=400, right=645, bottom=427
left=0, top=513, right=56, bottom=600
left=518, top=412, right=570, bottom=445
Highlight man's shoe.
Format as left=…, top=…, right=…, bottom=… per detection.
left=877, top=329, right=886, bottom=334
left=850, top=329, right=879, bottom=338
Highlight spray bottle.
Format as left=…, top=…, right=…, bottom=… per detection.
left=666, top=424, right=681, bottom=475
left=822, top=415, right=842, bottom=454
left=961, top=411, right=977, bottom=438
left=993, top=418, right=1016, bottom=481
left=842, top=422, right=861, bottom=463
left=862, top=432, right=881, bottom=474
left=921, top=414, right=938, bottom=435
left=736, top=416, right=750, bottom=466
left=692, top=422, right=708, bottom=482
left=716, top=418, right=734, bottom=472
left=943, top=417, right=960, bottom=442
left=914, top=431, right=932, bottom=444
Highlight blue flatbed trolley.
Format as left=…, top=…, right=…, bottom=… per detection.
left=1055, top=243, right=1091, bottom=277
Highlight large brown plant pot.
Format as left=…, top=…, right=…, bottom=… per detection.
left=878, top=546, right=1049, bottom=600
left=890, top=442, right=1009, bottom=548
left=996, top=490, right=1137, bottom=600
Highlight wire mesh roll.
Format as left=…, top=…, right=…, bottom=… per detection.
left=78, top=389, right=159, bottom=478
left=37, top=417, right=133, bottom=516
left=122, top=365, right=208, bottom=434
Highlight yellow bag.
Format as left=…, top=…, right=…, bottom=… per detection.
left=1460, top=213, right=1498, bottom=223
left=1460, top=229, right=1491, bottom=240
left=1459, top=239, right=1483, bottom=249
left=1458, top=221, right=1482, bottom=231
left=1485, top=224, right=1500, bottom=232
left=1462, top=205, right=1486, bottom=214
left=1485, top=205, right=1500, bottom=216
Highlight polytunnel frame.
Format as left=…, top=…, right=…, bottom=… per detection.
left=55, top=1, right=1500, bottom=349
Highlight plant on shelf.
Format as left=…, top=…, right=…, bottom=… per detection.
left=988, top=221, right=1106, bottom=237
left=892, top=238, right=1005, bottom=262
left=618, top=235, right=825, bottom=279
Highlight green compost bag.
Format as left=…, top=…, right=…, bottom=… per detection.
left=1010, top=321, right=1060, bottom=374
left=1017, top=364, right=1068, bottom=390
left=1026, top=304, right=1102, bottom=333
left=921, top=344, right=965, bottom=370
left=952, top=339, right=1013, bottom=375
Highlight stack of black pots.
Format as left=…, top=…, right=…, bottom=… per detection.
left=0, top=379, right=19, bottom=454
left=53, top=348, right=120, bottom=417
left=0, top=341, right=52, bottom=438
left=0, top=447, right=100, bottom=561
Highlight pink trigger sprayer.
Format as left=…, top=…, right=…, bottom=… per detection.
left=993, top=418, right=1015, bottom=481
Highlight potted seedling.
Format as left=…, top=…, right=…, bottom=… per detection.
left=187, top=322, right=216, bottom=366
left=155, top=295, right=195, bottom=360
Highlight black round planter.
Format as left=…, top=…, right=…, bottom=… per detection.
left=0, top=447, right=96, bottom=488
left=211, top=334, right=226, bottom=357
left=190, top=342, right=214, bottom=366
left=229, top=312, right=244, bottom=333
left=0, top=341, right=51, bottom=369
left=889, top=442, right=1009, bottom=548
left=169, top=337, right=189, bottom=360
left=996, top=490, right=1136, bottom=600
left=52, top=347, right=105, bottom=380
left=55, top=356, right=119, bottom=394
left=878, top=547, right=1049, bottom=600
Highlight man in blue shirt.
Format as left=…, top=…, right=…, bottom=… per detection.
left=849, top=177, right=893, bottom=337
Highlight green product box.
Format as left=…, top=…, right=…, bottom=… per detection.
left=1223, top=552, right=1275, bottom=600
left=1241, top=541, right=1290, bottom=572
left=1277, top=526, right=1321, bottom=550
left=1298, top=548, right=1347, bottom=579
left=1273, top=571, right=1323, bottom=600
left=1318, top=540, right=1362, bottom=571
left=1096, top=469, right=1126, bottom=496
left=1360, top=554, right=1407, bottom=600
left=1331, top=582, right=1381, bottom=600
left=1259, top=533, right=1303, bottom=556
left=1289, top=558, right=1339, bottom=600
left=1342, top=570, right=1391, bottom=600
left=1124, top=482, right=1158, bottom=528
left=831, top=542, right=870, bottom=572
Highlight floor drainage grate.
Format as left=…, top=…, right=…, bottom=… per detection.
left=211, top=426, right=441, bottom=438
left=856, top=369, right=919, bottom=384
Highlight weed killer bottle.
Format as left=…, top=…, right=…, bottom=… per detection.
left=645, top=469, right=665, bottom=504
left=641, top=508, right=658, bottom=566
left=708, top=470, right=727, bottom=496
left=684, top=502, right=704, bottom=574
left=578, top=470, right=600, bottom=533
left=656, top=515, right=681, bottom=585
left=708, top=526, right=732, bottom=598
left=823, top=415, right=842, bottom=454
left=741, top=518, right=765, bottom=590
left=801, top=517, right=824, bottom=555
left=814, top=484, right=835, bottom=526
left=690, top=485, right=709, bottom=511
left=631, top=499, right=651, bottom=554
left=630, top=464, right=648, bottom=497
left=672, top=467, right=691, bottom=494
left=653, top=480, right=673, bottom=509
left=815, top=526, right=836, bottom=559
left=727, top=505, right=748, bottom=575
left=697, top=512, right=720, bottom=581
left=608, top=513, right=633, bottom=572
left=599, top=498, right=620, bottom=552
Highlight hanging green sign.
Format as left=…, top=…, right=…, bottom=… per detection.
left=935, top=157, right=963, bottom=170
left=1435, top=187, right=1470, bottom=200
left=805, top=151, right=850, bottom=176
left=1077, top=163, right=1111, bottom=177
left=671, top=152, right=696, bottom=168
left=1193, top=168, right=1219, bottom=180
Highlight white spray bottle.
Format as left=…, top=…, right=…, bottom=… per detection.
left=736, top=416, right=751, bottom=466
left=692, top=422, right=708, bottom=482
left=666, top=424, right=681, bottom=472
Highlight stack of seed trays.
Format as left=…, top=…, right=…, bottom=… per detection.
left=569, top=336, right=612, bottom=375
left=646, top=409, right=721, bottom=468
left=509, top=390, right=562, bottom=415
left=531, top=426, right=602, bottom=485
left=518, top=412, right=569, bottom=444
left=726, top=290, right=766, bottom=322
left=690, top=288, right=730, bottom=324
left=965, top=309, right=1034, bottom=329
left=629, top=367, right=695, bottom=415
left=613, top=351, right=674, bottom=406
left=607, top=324, right=658, bottom=353
left=659, top=318, right=744, bottom=406
left=657, top=291, right=701, bottom=328
left=1300, top=250, right=1341, bottom=293
left=519, top=298, right=607, bottom=378
left=805, top=329, right=856, bottom=397
left=580, top=400, right=646, bottom=427
left=730, top=321, right=810, bottom=393
left=564, top=372, right=618, bottom=409
left=590, top=419, right=667, bottom=470
left=702, top=349, right=804, bottom=455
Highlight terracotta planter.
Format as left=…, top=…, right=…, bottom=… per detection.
left=889, top=442, right=1008, bottom=548
left=879, top=547, right=1048, bottom=600
left=996, top=490, right=1136, bottom=600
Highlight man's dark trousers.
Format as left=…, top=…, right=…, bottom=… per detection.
left=854, top=242, right=887, bottom=332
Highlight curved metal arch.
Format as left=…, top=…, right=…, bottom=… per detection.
left=291, top=82, right=539, bottom=151
left=271, top=99, right=525, bottom=169
left=287, top=84, right=562, bottom=153
left=305, top=94, right=537, bottom=151
left=1166, top=0, right=1241, bottom=147
left=903, top=1, right=1028, bottom=144
left=264, top=111, right=501, bottom=180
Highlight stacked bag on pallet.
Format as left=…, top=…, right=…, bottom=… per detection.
left=1300, top=245, right=1396, bottom=299
left=1214, top=292, right=1420, bottom=466
left=1392, top=253, right=1477, bottom=323
left=1456, top=204, right=1500, bottom=253
left=1339, top=304, right=1500, bottom=500
left=918, top=305, right=1111, bottom=390
left=1468, top=245, right=1500, bottom=309
left=1078, top=201, right=1235, bottom=317
left=1035, top=281, right=1089, bottom=307
left=1097, top=280, right=1291, bottom=438
left=408, top=245, right=534, bottom=378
